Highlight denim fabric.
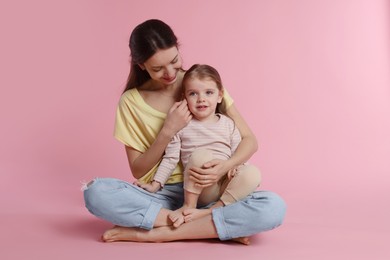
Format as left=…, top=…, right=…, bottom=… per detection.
left=84, top=177, right=286, bottom=239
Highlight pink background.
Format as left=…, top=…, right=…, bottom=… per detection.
left=1, top=0, right=389, bottom=259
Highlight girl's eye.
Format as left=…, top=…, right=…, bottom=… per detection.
left=152, top=68, right=162, bottom=72
left=188, top=92, right=197, bottom=96
left=206, top=91, right=214, bottom=95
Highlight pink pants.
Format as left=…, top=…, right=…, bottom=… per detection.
left=183, top=149, right=261, bottom=207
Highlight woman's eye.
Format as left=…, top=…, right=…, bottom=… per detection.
left=206, top=91, right=214, bottom=95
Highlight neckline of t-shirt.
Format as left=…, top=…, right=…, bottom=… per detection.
left=133, top=88, right=167, bottom=118
left=191, top=113, right=222, bottom=125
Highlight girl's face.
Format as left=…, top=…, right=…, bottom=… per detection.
left=141, top=46, right=182, bottom=85
left=184, top=78, right=223, bottom=122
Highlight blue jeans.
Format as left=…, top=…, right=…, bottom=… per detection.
left=83, top=178, right=286, bottom=240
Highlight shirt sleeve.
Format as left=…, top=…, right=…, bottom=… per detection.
left=230, top=121, right=242, bottom=154
left=153, top=133, right=181, bottom=186
left=114, top=94, right=145, bottom=152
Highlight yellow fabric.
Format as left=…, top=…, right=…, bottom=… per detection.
left=114, top=88, right=234, bottom=184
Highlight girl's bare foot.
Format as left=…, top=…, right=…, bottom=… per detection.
left=183, top=208, right=211, bottom=223
left=168, top=207, right=187, bottom=228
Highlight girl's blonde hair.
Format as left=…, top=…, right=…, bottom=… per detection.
left=182, top=64, right=227, bottom=114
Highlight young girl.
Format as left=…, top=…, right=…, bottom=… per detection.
left=137, top=64, right=261, bottom=227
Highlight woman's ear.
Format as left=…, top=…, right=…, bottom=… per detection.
left=138, top=64, right=146, bottom=70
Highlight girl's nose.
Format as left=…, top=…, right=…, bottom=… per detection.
left=197, top=95, right=205, bottom=102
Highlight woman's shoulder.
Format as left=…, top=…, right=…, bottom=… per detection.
left=120, top=88, right=139, bottom=103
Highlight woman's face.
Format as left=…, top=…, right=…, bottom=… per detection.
left=141, top=47, right=182, bottom=85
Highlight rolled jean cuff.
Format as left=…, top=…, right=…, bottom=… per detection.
left=140, top=200, right=162, bottom=230
left=212, top=207, right=231, bottom=240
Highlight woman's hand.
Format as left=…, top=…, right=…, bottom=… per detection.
left=188, top=159, right=232, bottom=188
left=163, top=100, right=192, bottom=137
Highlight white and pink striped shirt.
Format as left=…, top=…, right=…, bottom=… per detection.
left=153, top=114, right=241, bottom=186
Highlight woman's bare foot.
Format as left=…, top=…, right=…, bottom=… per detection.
left=231, top=236, right=251, bottom=245
left=101, top=226, right=250, bottom=245
left=182, top=208, right=212, bottom=223
left=102, top=226, right=147, bottom=242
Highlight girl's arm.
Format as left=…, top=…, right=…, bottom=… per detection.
left=126, top=100, right=192, bottom=179
left=189, top=104, right=257, bottom=187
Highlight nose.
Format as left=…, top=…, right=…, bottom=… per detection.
left=164, top=65, right=176, bottom=78
left=197, top=94, right=205, bottom=103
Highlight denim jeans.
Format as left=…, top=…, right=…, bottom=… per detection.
left=83, top=177, right=286, bottom=240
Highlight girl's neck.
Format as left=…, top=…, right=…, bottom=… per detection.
left=193, top=114, right=220, bottom=124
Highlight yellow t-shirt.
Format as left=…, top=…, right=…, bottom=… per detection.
left=114, top=88, right=234, bottom=184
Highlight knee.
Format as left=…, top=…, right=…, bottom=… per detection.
left=83, top=178, right=101, bottom=211
left=188, top=149, right=214, bottom=167
left=83, top=178, right=115, bottom=212
left=237, top=165, right=262, bottom=189
left=258, top=191, right=287, bottom=229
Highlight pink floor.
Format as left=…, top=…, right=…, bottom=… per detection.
left=2, top=173, right=389, bottom=260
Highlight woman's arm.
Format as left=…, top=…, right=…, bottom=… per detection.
left=225, top=103, right=258, bottom=164
left=189, top=104, right=258, bottom=186
left=126, top=100, right=192, bottom=179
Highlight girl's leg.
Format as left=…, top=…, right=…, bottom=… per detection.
left=183, top=148, right=214, bottom=195
left=183, top=164, right=261, bottom=222
left=168, top=149, right=214, bottom=227
left=83, top=178, right=184, bottom=229
left=219, top=164, right=261, bottom=205
left=169, top=190, right=199, bottom=227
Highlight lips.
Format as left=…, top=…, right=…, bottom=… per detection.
left=196, top=105, right=208, bottom=110
left=163, top=75, right=176, bottom=82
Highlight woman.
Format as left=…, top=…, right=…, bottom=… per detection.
left=83, top=19, right=286, bottom=245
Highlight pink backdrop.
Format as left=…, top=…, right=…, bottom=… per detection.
left=1, top=0, right=389, bottom=259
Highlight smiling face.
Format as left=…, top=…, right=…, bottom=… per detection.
left=140, top=46, right=182, bottom=85
left=184, top=77, right=223, bottom=122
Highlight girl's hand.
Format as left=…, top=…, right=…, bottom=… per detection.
left=163, top=100, right=192, bottom=137
left=134, top=180, right=162, bottom=193
left=188, top=159, right=231, bottom=188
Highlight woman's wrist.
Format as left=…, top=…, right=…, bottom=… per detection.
left=160, top=125, right=175, bottom=140
left=224, top=158, right=239, bottom=173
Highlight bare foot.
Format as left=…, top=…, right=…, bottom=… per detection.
left=168, top=207, right=187, bottom=228
left=231, top=237, right=251, bottom=245
left=101, top=226, right=250, bottom=245
left=102, top=226, right=146, bottom=242
left=183, top=208, right=211, bottom=223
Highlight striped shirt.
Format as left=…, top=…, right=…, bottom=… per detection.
left=153, top=114, right=241, bottom=186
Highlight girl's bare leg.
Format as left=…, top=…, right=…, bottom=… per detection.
left=102, top=211, right=250, bottom=245
left=169, top=190, right=199, bottom=228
